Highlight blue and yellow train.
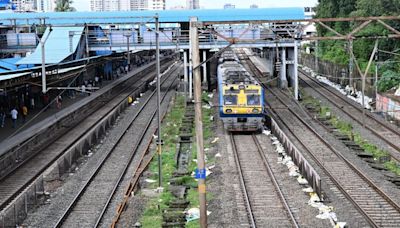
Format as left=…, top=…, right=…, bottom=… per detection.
left=217, top=50, right=265, bottom=132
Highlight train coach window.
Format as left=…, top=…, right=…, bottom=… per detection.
left=224, top=89, right=240, bottom=94
left=224, top=95, right=237, bottom=105
left=245, top=89, right=259, bottom=94
left=247, top=95, right=260, bottom=105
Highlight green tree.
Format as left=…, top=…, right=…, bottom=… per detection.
left=315, top=0, right=400, bottom=92
left=55, top=0, right=76, bottom=12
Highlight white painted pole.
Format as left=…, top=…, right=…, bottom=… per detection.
left=189, top=30, right=193, bottom=99
left=280, top=48, right=287, bottom=88
left=294, top=40, right=299, bottom=100
left=41, top=42, right=46, bottom=94
left=37, top=28, right=52, bottom=94
left=183, top=51, right=188, bottom=98
left=202, top=50, right=207, bottom=84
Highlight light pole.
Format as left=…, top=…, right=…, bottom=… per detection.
left=35, top=27, right=52, bottom=94
left=123, top=30, right=131, bottom=72
left=155, top=14, right=163, bottom=191
left=180, top=49, right=188, bottom=104
left=375, top=52, right=379, bottom=101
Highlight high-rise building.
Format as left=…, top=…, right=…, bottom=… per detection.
left=90, top=0, right=164, bottom=11
left=0, top=0, right=14, bottom=11
left=12, top=0, right=35, bottom=11
left=131, top=0, right=147, bottom=10
left=119, top=0, right=130, bottom=11
left=186, top=0, right=199, bottom=9
left=250, top=4, right=258, bottom=9
left=90, top=0, right=130, bottom=11
left=223, top=3, right=235, bottom=9
left=148, top=0, right=165, bottom=10
left=35, top=0, right=55, bottom=12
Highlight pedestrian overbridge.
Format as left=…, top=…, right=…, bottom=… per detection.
left=0, top=8, right=305, bottom=54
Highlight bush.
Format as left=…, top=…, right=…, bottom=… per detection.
left=377, top=70, right=400, bottom=92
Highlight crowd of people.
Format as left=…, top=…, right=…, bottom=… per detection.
left=0, top=104, right=28, bottom=129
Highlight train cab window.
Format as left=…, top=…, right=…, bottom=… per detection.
left=247, top=95, right=260, bottom=105
left=224, top=95, right=237, bottom=105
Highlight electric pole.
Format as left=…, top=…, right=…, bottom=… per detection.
left=155, top=14, right=163, bottom=190
left=190, top=16, right=207, bottom=227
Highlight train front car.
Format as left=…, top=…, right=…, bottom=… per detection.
left=218, top=54, right=265, bottom=132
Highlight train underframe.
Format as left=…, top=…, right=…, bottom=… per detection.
left=222, top=116, right=264, bottom=132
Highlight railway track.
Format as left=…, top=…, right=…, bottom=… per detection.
left=55, top=63, right=181, bottom=227
left=268, top=88, right=400, bottom=227
left=230, top=133, right=299, bottom=228
left=298, top=69, right=400, bottom=162
left=54, top=64, right=181, bottom=227
left=0, top=59, right=175, bottom=225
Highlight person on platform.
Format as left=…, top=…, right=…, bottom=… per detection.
left=30, top=97, right=35, bottom=110
left=21, top=105, right=28, bottom=123
left=0, top=107, right=5, bottom=128
left=81, top=85, right=86, bottom=96
left=43, top=94, right=49, bottom=110
left=11, top=107, right=18, bottom=128
left=56, top=95, right=62, bottom=109
left=95, top=76, right=99, bottom=87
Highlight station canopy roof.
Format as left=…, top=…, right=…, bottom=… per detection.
left=17, top=26, right=84, bottom=65
left=0, top=8, right=305, bottom=26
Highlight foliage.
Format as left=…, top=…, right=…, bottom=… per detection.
left=315, top=0, right=400, bottom=92
left=55, top=0, right=76, bottom=12
left=141, top=93, right=216, bottom=226
left=377, top=70, right=400, bottom=92
left=301, top=93, right=399, bottom=177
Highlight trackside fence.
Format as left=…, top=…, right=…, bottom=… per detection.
left=270, top=118, right=322, bottom=198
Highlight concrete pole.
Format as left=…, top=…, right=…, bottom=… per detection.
left=280, top=48, right=287, bottom=89
left=41, top=42, right=46, bottom=94
left=202, top=50, right=207, bottom=84
left=190, top=16, right=207, bottom=228
left=37, top=29, right=52, bottom=94
left=375, top=63, right=378, bottom=101
left=349, top=39, right=354, bottom=89
left=127, top=34, right=130, bottom=71
left=294, top=40, right=299, bottom=100
left=183, top=51, right=188, bottom=98
left=361, top=40, right=379, bottom=126
left=315, top=40, right=319, bottom=73
left=85, top=25, right=89, bottom=58
left=189, top=32, right=193, bottom=99
left=155, top=14, right=163, bottom=189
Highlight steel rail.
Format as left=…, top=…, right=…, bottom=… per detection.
left=54, top=64, right=180, bottom=228
left=298, top=69, right=400, bottom=162
left=93, top=65, right=181, bottom=227
left=269, top=88, right=400, bottom=227
left=251, top=134, right=299, bottom=228
left=229, top=134, right=257, bottom=228
left=0, top=59, right=174, bottom=213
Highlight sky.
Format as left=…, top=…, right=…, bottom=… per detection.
left=72, top=0, right=318, bottom=12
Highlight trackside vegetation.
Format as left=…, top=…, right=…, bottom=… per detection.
left=315, top=0, right=400, bottom=92
left=140, top=93, right=215, bottom=227
left=302, top=94, right=400, bottom=176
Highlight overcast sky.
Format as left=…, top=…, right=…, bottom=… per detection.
left=72, top=0, right=318, bottom=11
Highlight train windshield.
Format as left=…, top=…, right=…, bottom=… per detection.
left=247, top=95, right=260, bottom=105
left=224, top=95, right=237, bottom=105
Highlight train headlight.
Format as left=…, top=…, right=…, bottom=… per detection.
left=252, top=108, right=259, bottom=113
left=226, top=109, right=232, bottom=113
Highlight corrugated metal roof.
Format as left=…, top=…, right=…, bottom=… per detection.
left=17, top=26, right=84, bottom=65
left=0, top=71, right=30, bottom=81
left=0, top=8, right=304, bottom=25
left=0, top=57, right=21, bottom=70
